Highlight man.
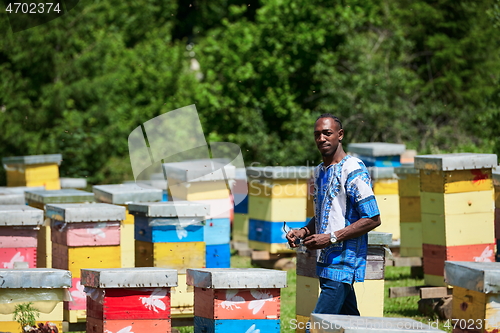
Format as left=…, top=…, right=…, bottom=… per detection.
left=286, top=113, right=381, bottom=316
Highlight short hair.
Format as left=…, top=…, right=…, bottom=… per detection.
left=316, top=113, right=343, bottom=129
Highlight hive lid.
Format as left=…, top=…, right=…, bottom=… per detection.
left=246, top=166, right=314, bottom=180
left=60, top=178, right=88, bottom=189
left=186, top=268, right=287, bottom=289
left=93, top=184, right=162, bottom=204
left=0, top=186, right=45, bottom=194
left=25, top=189, right=94, bottom=204
left=0, top=268, right=71, bottom=288
left=128, top=201, right=209, bottom=218
left=444, top=261, right=500, bottom=293
left=162, top=160, right=235, bottom=182
left=45, top=203, right=126, bottom=222
left=414, top=153, right=497, bottom=171
left=310, top=314, right=444, bottom=332
left=2, top=154, right=63, bottom=166
left=394, top=164, right=419, bottom=175
left=0, top=193, right=25, bottom=205
left=347, top=143, right=406, bottom=157
left=81, top=268, right=178, bottom=288
left=0, top=205, right=44, bottom=226
left=368, top=167, right=396, bottom=180
left=367, top=231, right=392, bottom=246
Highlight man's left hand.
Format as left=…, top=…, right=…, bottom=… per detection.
left=303, top=233, right=332, bottom=249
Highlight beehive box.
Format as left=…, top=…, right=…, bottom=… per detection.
left=295, top=231, right=392, bottom=326
left=206, top=243, right=231, bottom=268
left=368, top=167, right=400, bottom=240
left=248, top=219, right=304, bottom=244
left=445, top=261, right=500, bottom=333
left=0, top=205, right=44, bottom=269
left=46, top=203, right=125, bottom=322
left=308, top=314, right=444, bottom=332
left=395, top=165, right=422, bottom=257
left=187, top=268, right=287, bottom=332
left=232, top=213, right=249, bottom=243
left=494, top=168, right=500, bottom=262
left=347, top=142, right=406, bottom=168
left=25, top=189, right=95, bottom=268
left=415, top=153, right=497, bottom=286
left=82, top=267, right=177, bottom=333
left=0, top=268, right=71, bottom=333
left=2, top=154, right=62, bottom=190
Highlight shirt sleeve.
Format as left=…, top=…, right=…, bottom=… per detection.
left=346, top=166, right=380, bottom=218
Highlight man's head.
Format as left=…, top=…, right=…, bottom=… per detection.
left=314, top=113, right=344, bottom=157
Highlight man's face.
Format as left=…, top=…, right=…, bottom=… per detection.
left=314, top=117, right=344, bottom=156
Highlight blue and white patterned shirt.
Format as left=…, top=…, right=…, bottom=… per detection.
left=314, top=155, right=380, bottom=283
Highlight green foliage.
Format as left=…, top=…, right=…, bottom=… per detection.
left=1, top=0, right=499, bottom=185
left=13, top=302, right=40, bottom=331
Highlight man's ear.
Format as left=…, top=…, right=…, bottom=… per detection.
left=338, top=128, right=344, bottom=141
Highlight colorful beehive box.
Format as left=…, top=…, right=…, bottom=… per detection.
left=93, top=184, right=163, bottom=267
left=0, top=268, right=71, bottom=332
left=368, top=166, right=400, bottom=241
left=187, top=268, right=287, bottom=332
left=415, top=153, right=497, bottom=286
left=445, top=261, right=500, bottom=333
left=0, top=205, right=44, bottom=269
left=347, top=142, right=406, bottom=167
left=295, top=232, right=392, bottom=332
left=129, top=201, right=209, bottom=318
left=2, top=154, right=62, bottom=190
left=46, top=203, right=125, bottom=323
left=246, top=166, right=313, bottom=254
left=25, top=189, right=95, bottom=269
left=395, top=165, right=422, bottom=257
left=308, top=314, right=444, bottom=332
left=494, top=168, right=500, bottom=262
left=82, top=267, right=177, bottom=333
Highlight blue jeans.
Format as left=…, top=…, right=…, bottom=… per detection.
left=305, top=278, right=360, bottom=333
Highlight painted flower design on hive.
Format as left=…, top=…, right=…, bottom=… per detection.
left=176, top=225, right=188, bottom=240
left=219, top=289, right=245, bottom=310
left=3, top=252, right=24, bottom=268
left=104, top=326, right=134, bottom=333
left=248, top=289, right=274, bottom=315
left=473, top=245, right=494, bottom=262
left=71, top=280, right=86, bottom=301
left=245, top=324, right=260, bottom=333
left=139, top=288, right=167, bottom=312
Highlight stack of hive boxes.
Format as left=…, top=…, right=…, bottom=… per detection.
left=187, top=268, right=287, bottom=332
left=0, top=186, right=43, bottom=205
left=93, top=184, right=163, bottom=268
left=232, top=168, right=249, bottom=247
left=2, top=154, right=62, bottom=190
left=0, top=205, right=43, bottom=269
left=47, top=203, right=125, bottom=323
left=445, top=261, right=500, bottom=333
left=395, top=165, right=422, bottom=257
left=25, top=189, right=95, bottom=269
left=0, top=268, right=71, bottom=332
left=295, top=231, right=392, bottom=332
left=348, top=143, right=406, bottom=242
left=82, top=267, right=178, bottom=333
left=246, top=166, right=312, bottom=253
left=494, top=167, right=500, bottom=262
left=163, top=161, right=235, bottom=268
left=129, top=201, right=208, bottom=318
left=415, top=153, right=497, bottom=287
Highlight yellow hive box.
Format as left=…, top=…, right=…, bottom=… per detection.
left=121, top=221, right=135, bottom=268
left=398, top=174, right=420, bottom=197
left=63, top=309, right=86, bottom=323
left=168, top=181, right=230, bottom=201
left=399, top=196, right=421, bottom=223
left=373, top=179, right=399, bottom=195
left=52, top=243, right=121, bottom=278
left=421, top=212, right=494, bottom=247
left=248, top=240, right=294, bottom=254
left=424, top=274, right=447, bottom=287
left=400, top=222, right=423, bottom=257
left=494, top=186, right=500, bottom=208
left=306, top=194, right=314, bottom=218
left=248, top=196, right=307, bottom=222
left=420, top=190, right=494, bottom=216
left=296, top=276, right=384, bottom=318
left=452, top=286, right=500, bottom=332
left=420, top=169, right=493, bottom=194
left=248, top=179, right=308, bottom=198
left=135, top=240, right=205, bottom=270
left=294, top=314, right=310, bottom=333
left=124, top=208, right=135, bottom=224
left=232, top=213, right=249, bottom=243
left=374, top=194, right=400, bottom=240
left=37, top=224, right=52, bottom=268
left=171, top=272, right=194, bottom=318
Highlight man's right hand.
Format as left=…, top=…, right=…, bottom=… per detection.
left=286, top=228, right=307, bottom=248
